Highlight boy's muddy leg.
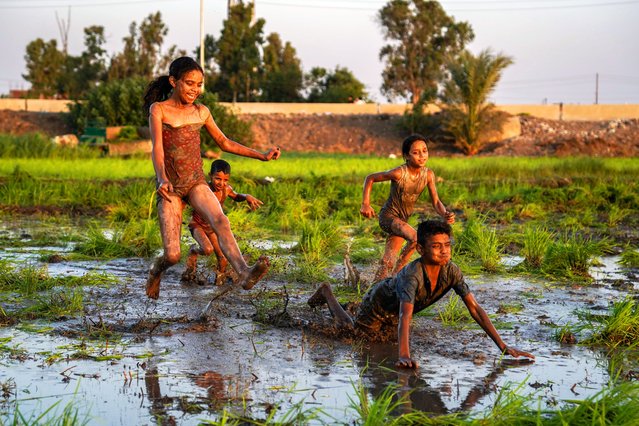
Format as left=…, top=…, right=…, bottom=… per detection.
left=180, top=245, right=199, bottom=284
left=147, top=194, right=184, bottom=299
left=308, top=283, right=354, bottom=329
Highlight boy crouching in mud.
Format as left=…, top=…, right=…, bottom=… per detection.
left=182, top=159, right=263, bottom=286
left=308, top=220, right=535, bottom=368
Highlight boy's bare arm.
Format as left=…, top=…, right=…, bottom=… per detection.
left=462, top=293, right=535, bottom=359
left=227, top=185, right=263, bottom=210
left=361, top=168, right=401, bottom=218
left=396, top=301, right=418, bottom=368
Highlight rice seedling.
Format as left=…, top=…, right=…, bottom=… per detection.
left=437, top=294, right=472, bottom=326
left=456, top=218, right=503, bottom=273
left=73, top=219, right=161, bottom=259
left=520, top=225, right=555, bottom=269
left=496, top=302, right=524, bottom=315
left=541, top=232, right=604, bottom=280
left=0, top=391, right=92, bottom=426
left=619, top=246, right=639, bottom=268
left=579, top=298, right=639, bottom=348
left=552, top=323, right=578, bottom=344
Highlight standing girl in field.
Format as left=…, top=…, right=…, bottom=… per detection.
left=143, top=56, right=280, bottom=299
left=360, top=134, right=455, bottom=281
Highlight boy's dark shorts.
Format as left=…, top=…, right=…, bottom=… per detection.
left=354, top=280, right=398, bottom=339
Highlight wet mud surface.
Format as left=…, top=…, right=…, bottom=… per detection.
left=1, top=223, right=638, bottom=424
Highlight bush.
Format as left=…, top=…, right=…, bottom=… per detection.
left=197, top=92, right=253, bottom=151
left=67, top=78, right=148, bottom=133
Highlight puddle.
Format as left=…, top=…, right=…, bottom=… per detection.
left=1, top=228, right=638, bottom=424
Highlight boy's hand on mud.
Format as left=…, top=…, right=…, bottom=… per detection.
left=246, top=195, right=263, bottom=210
left=157, top=180, right=174, bottom=202
left=445, top=210, right=455, bottom=224
left=503, top=346, right=535, bottom=360
left=396, top=357, right=418, bottom=369
left=360, top=204, right=376, bottom=218
left=264, top=146, right=281, bottom=161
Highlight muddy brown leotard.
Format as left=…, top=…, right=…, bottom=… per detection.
left=378, top=164, right=429, bottom=234
left=160, top=121, right=207, bottom=199
left=355, top=259, right=471, bottom=334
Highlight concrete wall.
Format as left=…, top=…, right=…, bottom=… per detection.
left=2, top=98, right=638, bottom=121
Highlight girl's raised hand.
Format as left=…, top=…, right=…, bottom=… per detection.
left=264, top=146, right=281, bottom=161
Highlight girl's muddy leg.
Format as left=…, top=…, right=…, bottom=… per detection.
left=308, top=283, right=354, bottom=328
left=390, top=222, right=417, bottom=275
left=373, top=235, right=404, bottom=282
left=146, top=256, right=172, bottom=299
left=190, top=185, right=270, bottom=290
left=394, top=241, right=417, bottom=274
left=147, top=194, right=184, bottom=299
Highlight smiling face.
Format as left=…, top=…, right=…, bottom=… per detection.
left=209, top=171, right=230, bottom=192
left=404, top=140, right=429, bottom=168
left=170, top=70, right=203, bottom=105
left=417, top=233, right=452, bottom=266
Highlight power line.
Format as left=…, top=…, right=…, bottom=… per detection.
left=0, top=0, right=177, bottom=9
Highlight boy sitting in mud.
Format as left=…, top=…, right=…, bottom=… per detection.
left=182, top=159, right=263, bottom=286
left=308, top=220, right=535, bottom=368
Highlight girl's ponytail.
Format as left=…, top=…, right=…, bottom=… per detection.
left=143, top=75, right=172, bottom=116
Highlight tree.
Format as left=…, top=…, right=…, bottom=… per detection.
left=377, top=0, right=473, bottom=103
left=62, top=26, right=108, bottom=99
left=23, top=38, right=65, bottom=98
left=260, top=33, right=303, bottom=102
left=108, top=12, right=173, bottom=80
left=212, top=2, right=265, bottom=102
left=305, top=66, right=367, bottom=103
left=440, top=49, right=514, bottom=155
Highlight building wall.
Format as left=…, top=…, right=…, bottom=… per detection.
left=1, top=99, right=639, bottom=121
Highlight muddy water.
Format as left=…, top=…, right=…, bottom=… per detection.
left=1, top=235, right=637, bottom=424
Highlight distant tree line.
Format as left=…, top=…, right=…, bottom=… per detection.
left=23, top=0, right=514, bottom=155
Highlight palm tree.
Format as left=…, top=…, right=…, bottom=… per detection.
left=440, top=49, right=513, bottom=155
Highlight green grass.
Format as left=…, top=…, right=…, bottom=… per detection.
left=578, top=298, right=639, bottom=348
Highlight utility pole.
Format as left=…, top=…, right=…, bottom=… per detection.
left=200, top=0, right=205, bottom=91
left=595, top=72, right=599, bottom=104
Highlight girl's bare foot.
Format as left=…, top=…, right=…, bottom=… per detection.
left=238, top=255, right=270, bottom=290
left=308, top=282, right=329, bottom=308
left=146, top=270, right=162, bottom=299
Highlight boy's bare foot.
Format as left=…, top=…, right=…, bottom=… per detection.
left=146, top=270, right=162, bottom=299
left=237, top=255, right=270, bottom=290
left=214, top=270, right=228, bottom=286
left=308, top=282, right=329, bottom=308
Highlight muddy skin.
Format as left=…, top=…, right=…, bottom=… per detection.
left=237, top=255, right=270, bottom=290
left=146, top=257, right=171, bottom=300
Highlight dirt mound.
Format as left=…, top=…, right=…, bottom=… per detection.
left=3, top=109, right=638, bottom=157
left=0, top=109, right=73, bottom=136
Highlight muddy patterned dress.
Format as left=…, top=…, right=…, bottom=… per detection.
left=378, top=164, right=429, bottom=234
left=161, top=122, right=208, bottom=200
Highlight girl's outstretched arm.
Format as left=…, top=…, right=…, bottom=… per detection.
left=360, top=168, right=401, bottom=218
left=202, top=106, right=280, bottom=161
left=425, top=169, right=455, bottom=223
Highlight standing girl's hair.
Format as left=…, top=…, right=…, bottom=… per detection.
left=401, top=134, right=427, bottom=157
left=143, top=57, right=204, bottom=114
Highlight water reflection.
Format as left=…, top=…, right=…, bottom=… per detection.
left=356, top=343, right=534, bottom=416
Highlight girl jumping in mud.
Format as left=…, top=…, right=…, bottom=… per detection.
left=361, top=134, right=455, bottom=281
left=143, top=56, right=280, bottom=300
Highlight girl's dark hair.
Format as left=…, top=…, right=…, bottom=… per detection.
left=401, top=134, right=428, bottom=157
left=143, top=56, right=204, bottom=115
left=210, top=159, right=231, bottom=175
left=417, top=220, right=451, bottom=247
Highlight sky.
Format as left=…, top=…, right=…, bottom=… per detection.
left=0, top=0, right=638, bottom=104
